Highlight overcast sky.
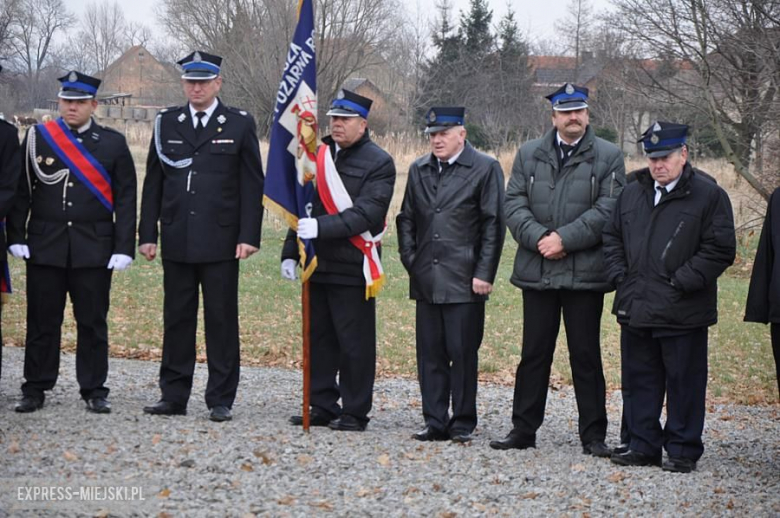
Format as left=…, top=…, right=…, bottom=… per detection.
left=68, top=0, right=614, bottom=43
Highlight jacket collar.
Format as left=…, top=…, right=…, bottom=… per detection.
left=636, top=162, right=695, bottom=194
left=535, top=125, right=595, bottom=167
left=425, top=141, right=476, bottom=170
left=323, top=128, right=371, bottom=156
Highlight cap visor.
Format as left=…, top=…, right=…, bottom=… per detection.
left=326, top=108, right=360, bottom=117
left=553, top=101, right=588, bottom=111
left=645, top=148, right=679, bottom=158
left=58, top=91, right=94, bottom=100
left=424, top=125, right=456, bottom=134
left=181, top=71, right=218, bottom=80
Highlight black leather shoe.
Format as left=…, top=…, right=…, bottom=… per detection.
left=450, top=432, right=474, bottom=444
left=489, top=433, right=535, bottom=451
left=613, top=442, right=630, bottom=455
left=412, top=427, right=449, bottom=442
left=610, top=449, right=662, bottom=467
left=15, top=395, right=44, bottom=413
left=86, top=397, right=111, bottom=414
left=143, top=400, right=187, bottom=416
left=663, top=456, right=697, bottom=473
left=209, top=406, right=232, bottom=422
left=582, top=440, right=612, bottom=458
left=289, top=411, right=332, bottom=427
left=328, top=415, right=366, bottom=432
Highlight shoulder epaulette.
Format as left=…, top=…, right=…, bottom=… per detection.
left=224, top=105, right=250, bottom=117
left=158, top=105, right=183, bottom=115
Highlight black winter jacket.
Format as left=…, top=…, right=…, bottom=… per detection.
left=745, top=187, right=780, bottom=324
left=396, top=142, right=505, bottom=303
left=282, top=130, right=395, bottom=284
left=603, top=163, right=736, bottom=329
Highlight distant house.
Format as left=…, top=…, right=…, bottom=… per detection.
left=339, top=78, right=399, bottom=134
left=98, top=45, right=180, bottom=108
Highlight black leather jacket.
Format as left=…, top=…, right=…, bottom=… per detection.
left=396, top=142, right=505, bottom=303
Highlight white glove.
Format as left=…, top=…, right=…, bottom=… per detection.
left=281, top=259, right=298, bottom=281
left=8, top=244, right=30, bottom=259
left=297, top=218, right=319, bottom=239
left=107, top=254, right=133, bottom=271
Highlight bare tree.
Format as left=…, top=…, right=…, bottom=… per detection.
left=610, top=0, right=780, bottom=199
left=125, top=21, right=153, bottom=48
left=7, top=0, right=75, bottom=109
left=554, top=0, right=594, bottom=73
left=79, top=1, right=126, bottom=76
left=157, top=0, right=402, bottom=133
left=0, top=0, right=20, bottom=59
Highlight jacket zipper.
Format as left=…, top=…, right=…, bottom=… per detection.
left=660, top=220, right=686, bottom=263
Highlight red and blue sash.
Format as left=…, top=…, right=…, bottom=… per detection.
left=36, top=118, right=113, bottom=212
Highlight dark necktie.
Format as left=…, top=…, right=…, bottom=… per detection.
left=560, top=142, right=575, bottom=166
left=195, top=111, right=206, bottom=136
left=656, top=186, right=669, bottom=205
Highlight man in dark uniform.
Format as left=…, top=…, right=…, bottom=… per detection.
left=491, top=84, right=625, bottom=456
left=0, top=64, right=22, bottom=380
left=745, top=186, right=780, bottom=398
left=604, top=122, right=736, bottom=473
left=139, top=51, right=264, bottom=422
left=396, top=107, right=504, bottom=443
left=8, top=71, right=137, bottom=413
left=282, top=89, right=395, bottom=431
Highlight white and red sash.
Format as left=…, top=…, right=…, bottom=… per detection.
left=315, top=145, right=385, bottom=299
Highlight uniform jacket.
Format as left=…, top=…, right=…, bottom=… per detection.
left=396, top=142, right=505, bottom=303
left=139, top=100, right=264, bottom=263
left=7, top=119, right=136, bottom=268
left=603, top=163, right=736, bottom=329
left=745, top=187, right=780, bottom=324
left=504, top=125, right=625, bottom=292
left=0, top=119, right=20, bottom=261
left=282, top=129, right=395, bottom=284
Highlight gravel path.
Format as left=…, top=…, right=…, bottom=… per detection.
left=1, top=345, right=778, bottom=517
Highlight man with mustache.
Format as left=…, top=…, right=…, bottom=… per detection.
left=492, top=83, right=625, bottom=456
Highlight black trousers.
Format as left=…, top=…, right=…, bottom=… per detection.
left=623, top=325, right=708, bottom=461
left=22, top=263, right=112, bottom=400
left=772, top=323, right=780, bottom=398
left=511, top=289, right=607, bottom=444
left=620, top=334, right=631, bottom=445
left=159, top=259, right=240, bottom=409
left=416, top=301, right=484, bottom=434
left=309, top=282, right=376, bottom=423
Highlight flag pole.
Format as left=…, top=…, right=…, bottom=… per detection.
left=302, top=278, right=311, bottom=432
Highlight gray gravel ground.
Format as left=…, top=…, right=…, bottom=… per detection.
left=0, top=345, right=778, bottom=517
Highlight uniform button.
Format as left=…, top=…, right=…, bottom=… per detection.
left=67, top=221, right=72, bottom=227
left=190, top=190, right=196, bottom=195
left=192, top=171, right=198, bottom=175
left=68, top=182, right=74, bottom=187
left=434, top=233, right=440, bottom=239
left=67, top=201, right=73, bottom=207
left=194, top=152, right=199, bottom=156
left=190, top=211, right=196, bottom=216
left=433, top=258, right=439, bottom=264
left=435, top=208, right=441, bottom=213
